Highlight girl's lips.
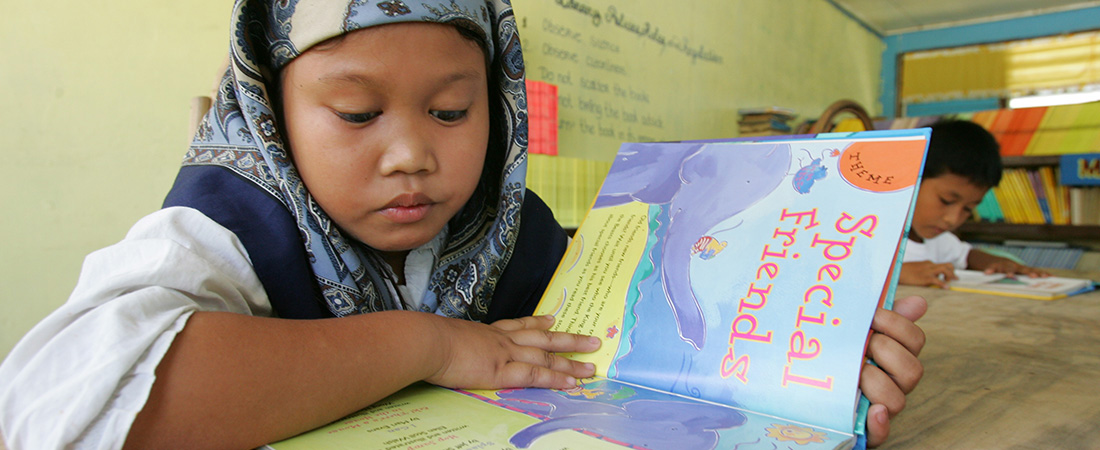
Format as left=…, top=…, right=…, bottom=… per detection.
left=380, top=193, right=434, bottom=224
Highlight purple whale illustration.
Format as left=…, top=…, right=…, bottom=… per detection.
left=593, top=142, right=791, bottom=350
left=498, top=387, right=747, bottom=450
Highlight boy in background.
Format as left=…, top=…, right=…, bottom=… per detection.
left=901, top=120, right=1049, bottom=288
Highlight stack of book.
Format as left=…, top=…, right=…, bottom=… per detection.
left=972, top=157, right=1100, bottom=226
left=737, top=107, right=796, bottom=137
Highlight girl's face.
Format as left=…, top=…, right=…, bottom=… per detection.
left=281, top=23, right=490, bottom=255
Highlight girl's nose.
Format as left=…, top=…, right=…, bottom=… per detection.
left=378, top=119, right=437, bottom=176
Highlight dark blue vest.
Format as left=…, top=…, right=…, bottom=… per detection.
left=162, top=165, right=568, bottom=322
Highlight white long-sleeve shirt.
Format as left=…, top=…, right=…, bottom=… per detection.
left=0, top=207, right=440, bottom=449
left=902, top=231, right=972, bottom=270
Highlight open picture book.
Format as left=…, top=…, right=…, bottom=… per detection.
left=948, top=269, right=1096, bottom=300
left=264, top=129, right=931, bottom=450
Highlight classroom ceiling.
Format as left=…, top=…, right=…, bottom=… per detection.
left=832, top=0, right=1100, bottom=35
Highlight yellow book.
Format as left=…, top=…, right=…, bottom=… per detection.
left=990, top=185, right=1020, bottom=223
left=1009, top=169, right=1044, bottom=224
left=1001, top=169, right=1032, bottom=223
left=1037, top=166, right=1064, bottom=224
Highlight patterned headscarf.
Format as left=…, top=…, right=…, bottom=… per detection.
left=185, top=0, right=529, bottom=320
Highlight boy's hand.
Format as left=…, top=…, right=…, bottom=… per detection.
left=862, top=295, right=926, bottom=448
left=981, top=260, right=1050, bottom=278
left=900, top=261, right=956, bottom=288
left=425, top=315, right=600, bottom=390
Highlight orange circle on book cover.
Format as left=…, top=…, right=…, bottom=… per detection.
left=839, top=140, right=925, bottom=192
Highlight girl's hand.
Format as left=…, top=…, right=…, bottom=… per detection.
left=425, top=315, right=600, bottom=390
left=861, top=295, right=927, bottom=447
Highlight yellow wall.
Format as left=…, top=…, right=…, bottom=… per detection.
left=1, top=2, right=228, bottom=357
left=515, top=1, right=884, bottom=161
left=0, top=1, right=882, bottom=359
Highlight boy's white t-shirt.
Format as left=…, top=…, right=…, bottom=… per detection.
left=0, top=207, right=439, bottom=449
left=902, top=231, right=972, bottom=269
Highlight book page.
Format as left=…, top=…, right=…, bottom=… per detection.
left=951, top=269, right=1094, bottom=296
left=535, top=130, right=929, bottom=432
left=267, top=381, right=856, bottom=450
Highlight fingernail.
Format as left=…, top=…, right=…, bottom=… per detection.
left=875, top=408, right=888, bottom=424
left=565, top=376, right=577, bottom=386
left=588, top=336, right=601, bottom=345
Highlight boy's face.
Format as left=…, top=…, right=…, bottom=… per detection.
left=910, top=173, right=989, bottom=241
left=281, top=23, right=489, bottom=254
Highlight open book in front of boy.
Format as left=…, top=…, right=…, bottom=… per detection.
left=948, top=269, right=1096, bottom=300
left=264, top=129, right=930, bottom=450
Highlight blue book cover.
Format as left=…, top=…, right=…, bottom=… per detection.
left=1060, top=153, right=1100, bottom=186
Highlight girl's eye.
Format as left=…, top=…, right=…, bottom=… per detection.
left=336, top=111, right=380, bottom=124
left=430, top=110, right=467, bottom=122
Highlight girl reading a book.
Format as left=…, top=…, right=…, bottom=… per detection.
left=0, top=1, right=925, bottom=448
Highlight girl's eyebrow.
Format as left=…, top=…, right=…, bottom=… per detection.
left=319, top=68, right=484, bottom=87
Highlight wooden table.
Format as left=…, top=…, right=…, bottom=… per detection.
left=3, top=273, right=1095, bottom=450
left=883, top=270, right=1100, bottom=450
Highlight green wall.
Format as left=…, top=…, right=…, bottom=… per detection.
left=0, top=1, right=882, bottom=359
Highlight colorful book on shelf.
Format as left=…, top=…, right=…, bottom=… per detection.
left=263, top=129, right=931, bottom=450
left=948, top=269, right=1096, bottom=301
left=1009, top=168, right=1045, bottom=224
left=1037, top=166, right=1066, bottom=224
left=990, top=183, right=1021, bottom=224
left=1026, top=169, right=1052, bottom=224
left=973, top=190, right=1004, bottom=223
left=1068, top=186, right=1100, bottom=225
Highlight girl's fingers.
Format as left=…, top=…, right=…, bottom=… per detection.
left=860, top=363, right=906, bottom=416
left=507, top=328, right=602, bottom=353
left=864, top=403, right=891, bottom=448
left=490, top=315, right=555, bottom=332
left=866, top=333, right=923, bottom=394
left=870, top=307, right=926, bottom=356
left=492, top=316, right=602, bottom=354
left=891, top=296, right=927, bottom=323
left=498, top=349, right=595, bottom=389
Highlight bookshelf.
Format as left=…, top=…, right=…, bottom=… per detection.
left=957, top=154, right=1100, bottom=245
left=870, top=104, right=1100, bottom=250
left=956, top=222, right=1100, bottom=242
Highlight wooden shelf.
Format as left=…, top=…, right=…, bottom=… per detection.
left=957, top=222, right=1100, bottom=242
left=1001, top=155, right=1061, bottom=167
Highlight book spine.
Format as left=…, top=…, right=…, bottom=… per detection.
left=1027, top=169, right=1052, bottom=224
left=1037, top=166, right=1063, bottom=224
left=1011, top=169, right=1044, bottom=224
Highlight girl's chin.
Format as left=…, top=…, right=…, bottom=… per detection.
left=361, top=230, right=438, bottom=253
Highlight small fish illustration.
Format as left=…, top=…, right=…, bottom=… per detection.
left=606, top=325, right=620, bottom=339
left=691, top=236, right=727, bottom=260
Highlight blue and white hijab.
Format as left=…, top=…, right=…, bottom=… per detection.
left=184, top=0, right=530, bottom=320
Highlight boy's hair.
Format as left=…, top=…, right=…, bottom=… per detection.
left=923, top=119, right=1003, bottom=188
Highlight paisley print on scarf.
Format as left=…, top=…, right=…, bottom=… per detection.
left=180, top=0, right=528, bottom=321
